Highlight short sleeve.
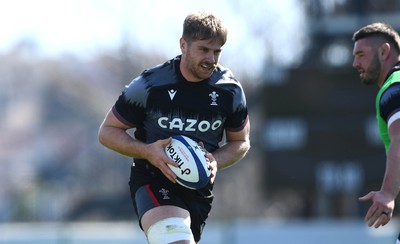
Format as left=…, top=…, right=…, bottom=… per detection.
left=380, top=83, right=400, bottom=123
left=225, top=86, right=248, bottom=131
left=113, top=77, right=148, bottom=127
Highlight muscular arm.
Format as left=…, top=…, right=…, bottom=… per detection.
left=359, top=118, right=400, bottom=228
left=99, top=109, right=145, bottom=158
left=382, top=119, right=400, bottom=199
left=212, top=120, right=251, bottom=170
left=98, top=108, right=177, bottom=182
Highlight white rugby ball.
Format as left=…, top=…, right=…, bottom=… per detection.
left=164, top=135, right=211, bottom=189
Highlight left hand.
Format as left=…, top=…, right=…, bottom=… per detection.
left=198, top=142, right=218, bottom=184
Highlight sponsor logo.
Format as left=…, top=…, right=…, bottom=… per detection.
left=158, top=117, right=222, bottom=132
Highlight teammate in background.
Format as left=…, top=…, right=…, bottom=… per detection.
left=98, top=12, right=250, bottom=244
left=352, top=22, right=400, bottom=242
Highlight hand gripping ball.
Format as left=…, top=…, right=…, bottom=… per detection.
left=164, top=135, right=211, bottom=189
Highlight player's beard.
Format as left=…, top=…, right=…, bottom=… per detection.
left=362, top=53, right=381, bottom=86
left=184, top=49, right=216, bottom=81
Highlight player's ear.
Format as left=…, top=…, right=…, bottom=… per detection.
left=180, top=38, right=186, bottom=53
left=379, top=43, right=391, bottom=60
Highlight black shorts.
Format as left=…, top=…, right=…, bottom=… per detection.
left=129, top=164, right=214, bottom=242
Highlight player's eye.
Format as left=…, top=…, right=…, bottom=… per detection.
left=200, top=47, right=209, bottom=53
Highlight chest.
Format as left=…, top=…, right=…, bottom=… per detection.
left=147, top=84, right=231, bottom=115
left=142, top=84, right=231, bottom=135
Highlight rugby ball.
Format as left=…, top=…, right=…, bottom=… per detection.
left=164, top=135, right=211, bottom=189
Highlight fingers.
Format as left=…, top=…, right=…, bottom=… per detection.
left=379, top=211, right=391, bottom=227
left=372, top=214, right=384, bottom=228
left=360, top=191, right=393, bottom=228
left=160, top=137, right=178, bottom=167
left=208, top=160, right=217, bottom=184
left=160, top=138, right=178, bottom=183
left=365, top=204, right=376, bottom=222
left=158, top=161, right=177, bottom=183
left=161, top=137, right=172, bottom=146
left=359, top=191, right=376, bottom=222
left=145, top=138, right=178, bottom=183
left=358, top=191, right=374, bottom=202
left=368, top=210, right=392, bottom=228
left=198, top=141, right=218, bottom=184
left=198, top=141, right=205, bottom=148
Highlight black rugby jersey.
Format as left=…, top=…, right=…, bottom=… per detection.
left=113, top=55, right=248, bottom=154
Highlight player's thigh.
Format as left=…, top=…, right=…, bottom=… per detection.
left=141, top=205, right=190, bottom=233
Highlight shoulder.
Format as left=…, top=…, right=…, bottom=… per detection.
left=380, top=82, right=400, bottom=121
left=211, top=64, right=239, bottom=84
left=138, top=57, right=179, bottom=86
left=210, top=64, right=244, bottom=94
left=380, top=69, right=400, bottom=101
left=209, top=65, right=247, bottom=109
left=122, top=57, right=179, bottom=102
left=381, top=81, right=400, bottom=101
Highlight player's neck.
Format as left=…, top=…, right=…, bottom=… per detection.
left=179, top=62, right=202, bottom=83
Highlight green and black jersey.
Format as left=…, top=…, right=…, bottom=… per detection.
left=376, top=63, right=400, bottom=154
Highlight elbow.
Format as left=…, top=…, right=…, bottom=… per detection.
left=236, top=139, right=251, bottom=160
left=243, top=136, right=251, bottom=152
left=98, top=126, right=107, bottom=147
left=246, top=141, right=251, bottom=153
left=243, top=141, right=251, bottom=157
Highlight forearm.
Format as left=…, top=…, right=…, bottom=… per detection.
left=381, top=140, right=400, bottom=198
left=99, top=125, right=147, bottom=159
left=213, top=140, right=250, bottom=170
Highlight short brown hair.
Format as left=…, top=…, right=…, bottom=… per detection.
left=352, top=22, right=400, bottom=54
left=182, top=12, right=228, bottom=45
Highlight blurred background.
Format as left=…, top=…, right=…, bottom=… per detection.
left=1, top=0, right=400, bottom=243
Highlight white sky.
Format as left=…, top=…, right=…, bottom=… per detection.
left=0, top=0, right=308, bottom=79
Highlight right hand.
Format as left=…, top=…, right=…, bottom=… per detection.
left=359, top=190, right=395, bottom=228
left=143, top=137, right=179, bottom=183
